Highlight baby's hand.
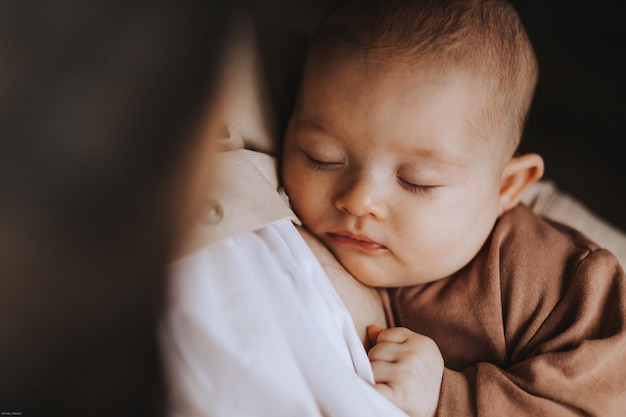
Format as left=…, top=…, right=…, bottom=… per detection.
left=367, top=325, right=444, bottom=417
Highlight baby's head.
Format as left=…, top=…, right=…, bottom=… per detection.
left=282, top=0, right=544, bottom=287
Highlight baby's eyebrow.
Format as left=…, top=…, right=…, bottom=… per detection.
left=292, top=119, right=344, bottom=141
left=388, top=143, right=469, bottom=169
left=293, top=119, right=328, bottom=134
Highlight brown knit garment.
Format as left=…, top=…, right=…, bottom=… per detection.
left=383, top=204, right=626, bottom=416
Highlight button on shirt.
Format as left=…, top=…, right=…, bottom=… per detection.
left=201, top=198, right=223, bottom=225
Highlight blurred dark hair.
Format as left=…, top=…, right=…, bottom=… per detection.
left=0, top=0, right=226, bottom=415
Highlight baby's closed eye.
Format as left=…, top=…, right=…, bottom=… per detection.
left=396, top=176, right=439, bottom=195
left=303, top=152, right=345, bottom=171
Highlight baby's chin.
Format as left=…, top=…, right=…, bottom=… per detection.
left=336, top=253, right=447, bottom=288
left=334, top=254, right=400, bottom=288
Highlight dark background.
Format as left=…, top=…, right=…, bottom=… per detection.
left=512, top=1, right=626, bottom=232
left=249, top=0, right=626, bottom=232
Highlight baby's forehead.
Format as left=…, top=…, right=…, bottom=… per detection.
left=304, top=48, right=493, bottom=103
left=302, top=51, right=510, bottom=158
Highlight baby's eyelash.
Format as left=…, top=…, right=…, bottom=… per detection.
left=397, top=177, right=438, bottom=195
left=304, top=154, right=343, bottom=171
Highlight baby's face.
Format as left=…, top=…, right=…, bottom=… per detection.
left=282, top=55, right=506, bottom=287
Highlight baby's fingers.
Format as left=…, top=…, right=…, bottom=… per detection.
left=368, top=326, right=433, bottom=363
left=370, top=360, right=426, bottom=417
left=368, top=325, right=415, bottom=344
left=369, top=361, right=402, bottom=409
left=367, top=327, right=444, bottom=417
left=372, top=381, right=396, bottom=407
left=370, top=357, right=397, bottom=384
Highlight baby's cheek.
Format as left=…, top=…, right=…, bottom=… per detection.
left=282, top=164, right=302, bottom=202
left=286, top=184, right=315, bottom=223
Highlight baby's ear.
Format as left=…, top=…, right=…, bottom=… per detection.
left=498, top=153, right=544, bottom=215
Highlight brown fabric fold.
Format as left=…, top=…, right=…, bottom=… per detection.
left=387, top=204, right=626, bottom=416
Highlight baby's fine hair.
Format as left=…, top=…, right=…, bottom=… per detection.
left=308, top=0, right=538, bottom=155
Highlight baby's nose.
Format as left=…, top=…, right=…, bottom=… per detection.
left=334, top=176, right=388, bottom=219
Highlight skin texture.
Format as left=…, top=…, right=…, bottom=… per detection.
left=296, top=225, right=387, bottom=345
left=282, top=53, right=543, bottom=417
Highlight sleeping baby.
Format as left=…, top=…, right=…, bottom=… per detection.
left=281, top=0, right=626, bottom=416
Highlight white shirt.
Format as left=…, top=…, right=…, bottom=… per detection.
left=161, top=220, right=408, bottom=417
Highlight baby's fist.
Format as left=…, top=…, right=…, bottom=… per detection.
left=367, top=326, right=444, bottom=417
